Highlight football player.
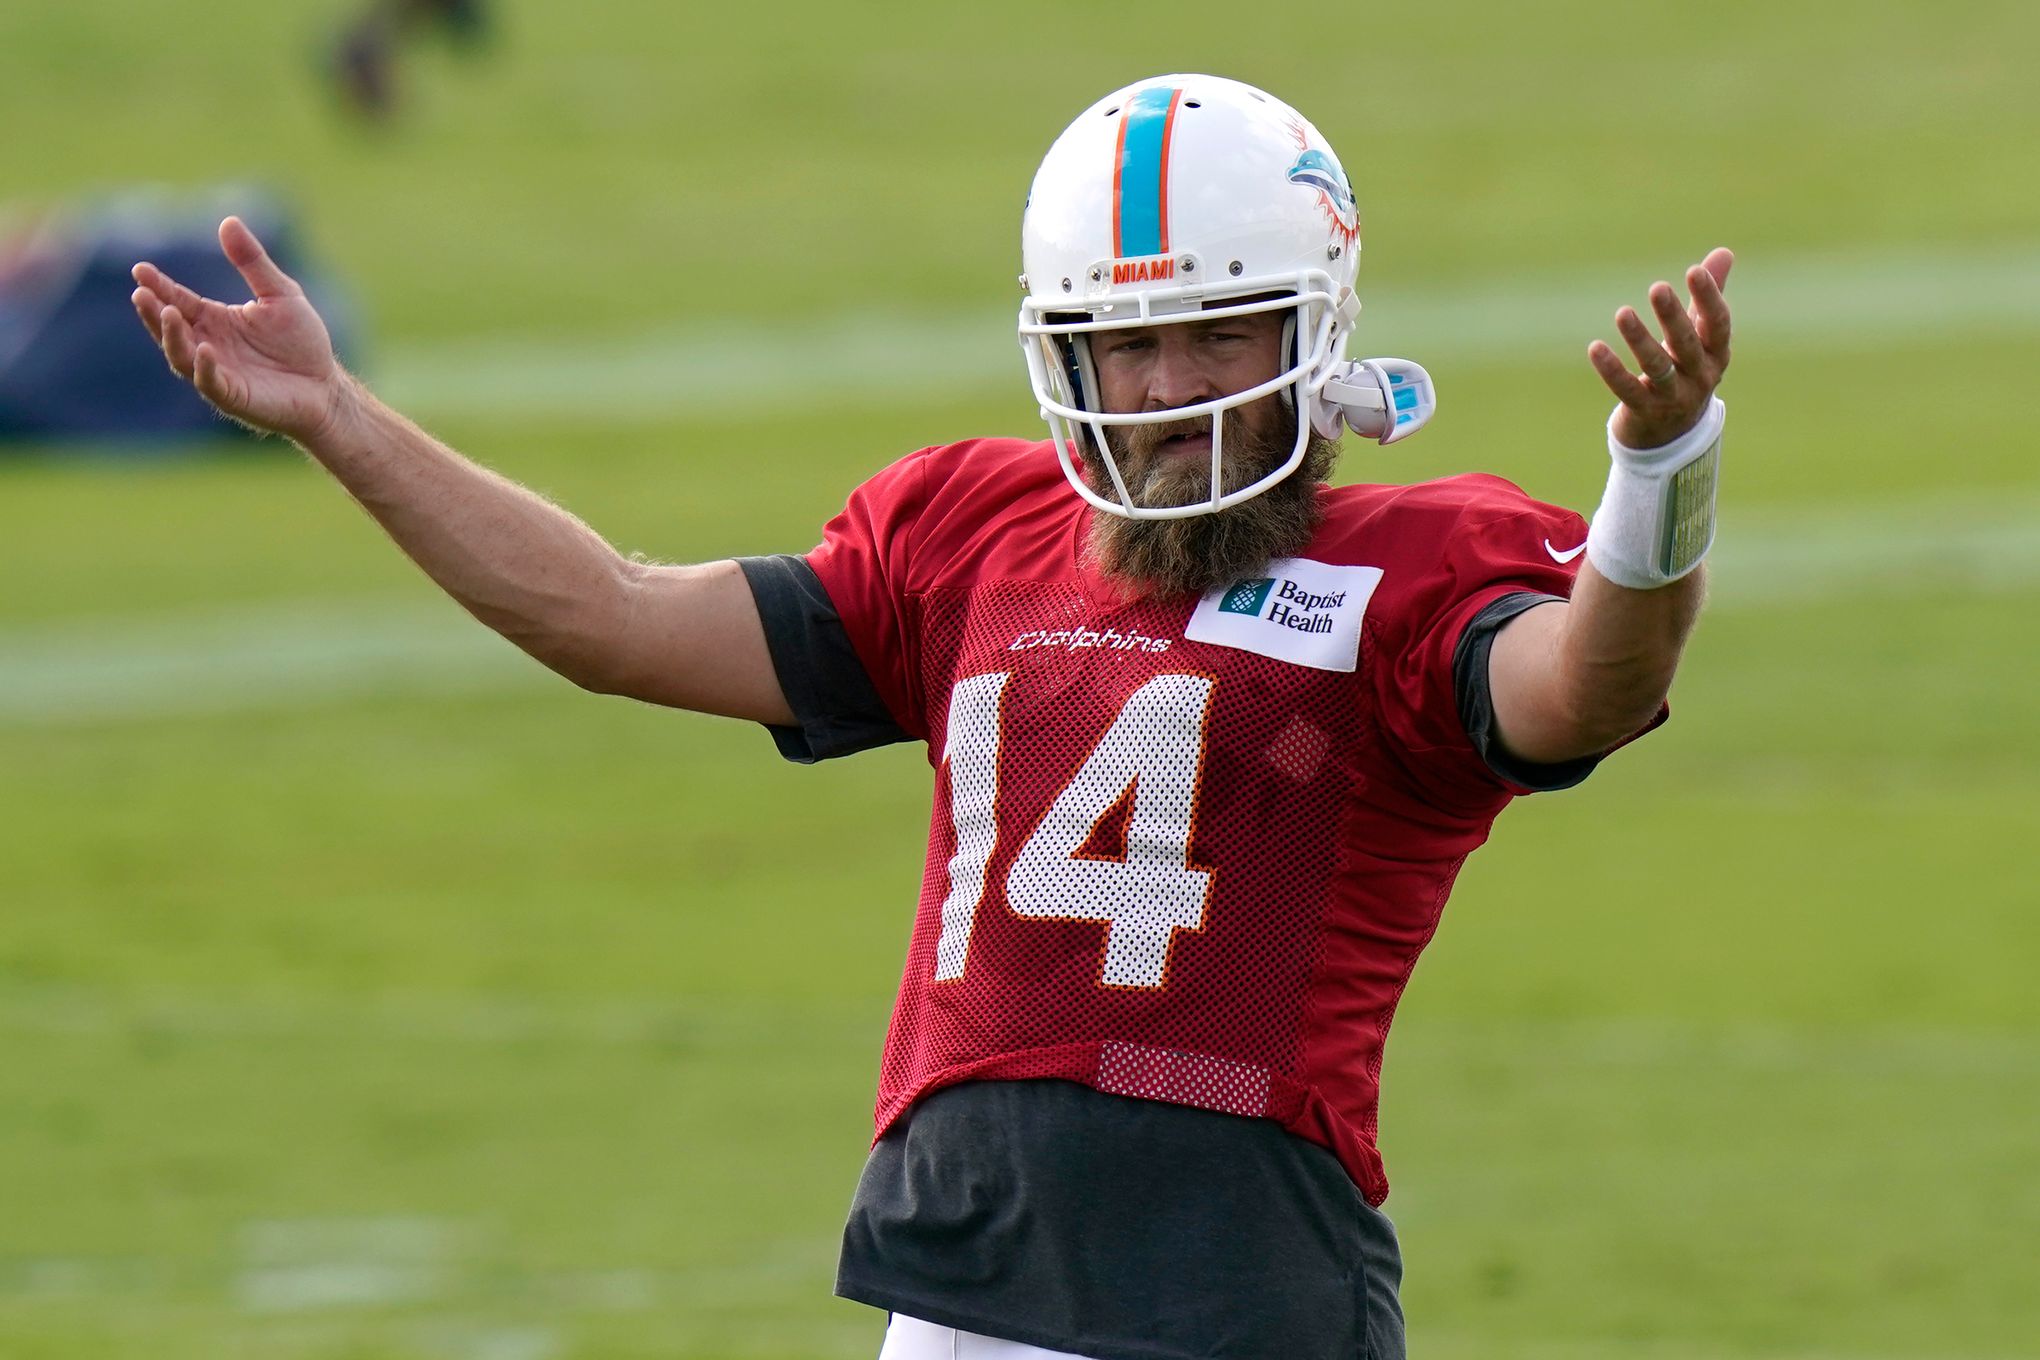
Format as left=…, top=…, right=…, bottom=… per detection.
left=131, top=73, right=1731, bottom=1360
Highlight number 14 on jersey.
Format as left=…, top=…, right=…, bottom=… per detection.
left=933, top=671, right=1218, bottom=989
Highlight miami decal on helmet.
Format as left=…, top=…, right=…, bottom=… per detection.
left=1111, top=85, right=1184, bottom=258
left=1284, top=118, right=1358, bottom=249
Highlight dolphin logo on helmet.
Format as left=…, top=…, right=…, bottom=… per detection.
left=1286, top=149, right=1354, bottom=217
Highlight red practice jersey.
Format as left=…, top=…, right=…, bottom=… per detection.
left=807, top=437, right=1625, bottom=1204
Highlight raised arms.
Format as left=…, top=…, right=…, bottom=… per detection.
left=131, top=217, right=794, bottom=725
left=1487, top=248, right=1734, bottom=764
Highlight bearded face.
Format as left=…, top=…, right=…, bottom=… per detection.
left=1085, top=405, right=1340, bottom=599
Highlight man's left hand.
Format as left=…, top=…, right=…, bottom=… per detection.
left=1588, top=247, right=1734, bottom=450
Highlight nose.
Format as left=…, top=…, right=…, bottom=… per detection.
left=1143, top=331, right=1218, bottom=413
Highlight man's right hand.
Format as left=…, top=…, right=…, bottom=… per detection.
left=131, top=216, right=351, bottom=445
left=130, top=217, right=795, bottom=726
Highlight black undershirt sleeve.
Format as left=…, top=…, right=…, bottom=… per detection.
left=1452, top=589, right=1604, bottom=792
left=736, top=554, right=911, bottom=764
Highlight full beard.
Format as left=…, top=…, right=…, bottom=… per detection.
left=1084, top=406, right=1340, bottom=599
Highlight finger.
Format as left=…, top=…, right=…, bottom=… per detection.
left=193, top=342, right=242, bottom=412
left=1652, top=280, right=1705, bottom=372
left=218, top=216, right=300, bottom=300
left=1689, top=262, right=1732, bottom=361
left=1615, top=305, right=1676, bottom=386
left=132, top=287, right=166, bottom=346
left=159, top=305, right=198, bottom=379
left=1701, top=246, right=1734, bottom=293
left=130, top=261, right=210, bottom=319
left=1588, top=339, right=1649, bottom=406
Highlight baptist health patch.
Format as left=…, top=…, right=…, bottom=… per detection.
left=1184, top=557, right=1384, bottom=672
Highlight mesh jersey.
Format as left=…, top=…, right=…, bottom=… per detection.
left=808, top=437, right=1618, bottom=1205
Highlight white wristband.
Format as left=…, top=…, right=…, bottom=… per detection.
left=1585, top=397, right=1725, bottom=589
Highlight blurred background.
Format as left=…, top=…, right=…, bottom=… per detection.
left=2, top=2, right=2036, bottom=1357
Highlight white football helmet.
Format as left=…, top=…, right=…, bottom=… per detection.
left=1019, top=74, right=1366, bottom=520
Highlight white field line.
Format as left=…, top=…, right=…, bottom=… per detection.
left=0, top=983, right=825, bottom=1046
left=0, top=596, right=553, bottom=724
left=0, top=984, right=2031, bottom=1077
left=427, top=1329, right=560, bottom=1360
left=9, top=1213, right=824, bottom=1340
left=373, top=246, right=2040, bottom=421
left=2, top=490, right=2037, bottom=727
left=6, top=1228, right=2020, bottom=1360
left=1721, top=489, right=2040, bottom=606
left=236, top=1216, right=459, bottom=1314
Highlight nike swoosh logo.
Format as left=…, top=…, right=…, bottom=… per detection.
left=1544, top=539, right=1588, bottom=564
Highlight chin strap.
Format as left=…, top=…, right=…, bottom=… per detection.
left=1309, top=358, right=1437, bottom=444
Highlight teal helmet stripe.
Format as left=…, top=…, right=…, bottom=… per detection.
left=1113, top=85, right=1181, bottom=258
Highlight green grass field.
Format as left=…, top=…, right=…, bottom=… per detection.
left=3, top=3, right=2037, bottom=1358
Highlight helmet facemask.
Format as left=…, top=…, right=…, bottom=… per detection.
left=1020, top=276, right=1350, bottom=520
left=1075, top=335, right=1346, bottom=598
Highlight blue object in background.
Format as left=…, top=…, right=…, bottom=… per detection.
left=0, top=188, right=360, bottom=446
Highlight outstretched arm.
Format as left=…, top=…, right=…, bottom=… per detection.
left=1487, top=247, right=1734, bottom=764
left=131, top=217, right=794, bottom=724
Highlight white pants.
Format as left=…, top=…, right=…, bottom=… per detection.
left=878, top=1312, right=1093, bottom=1360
